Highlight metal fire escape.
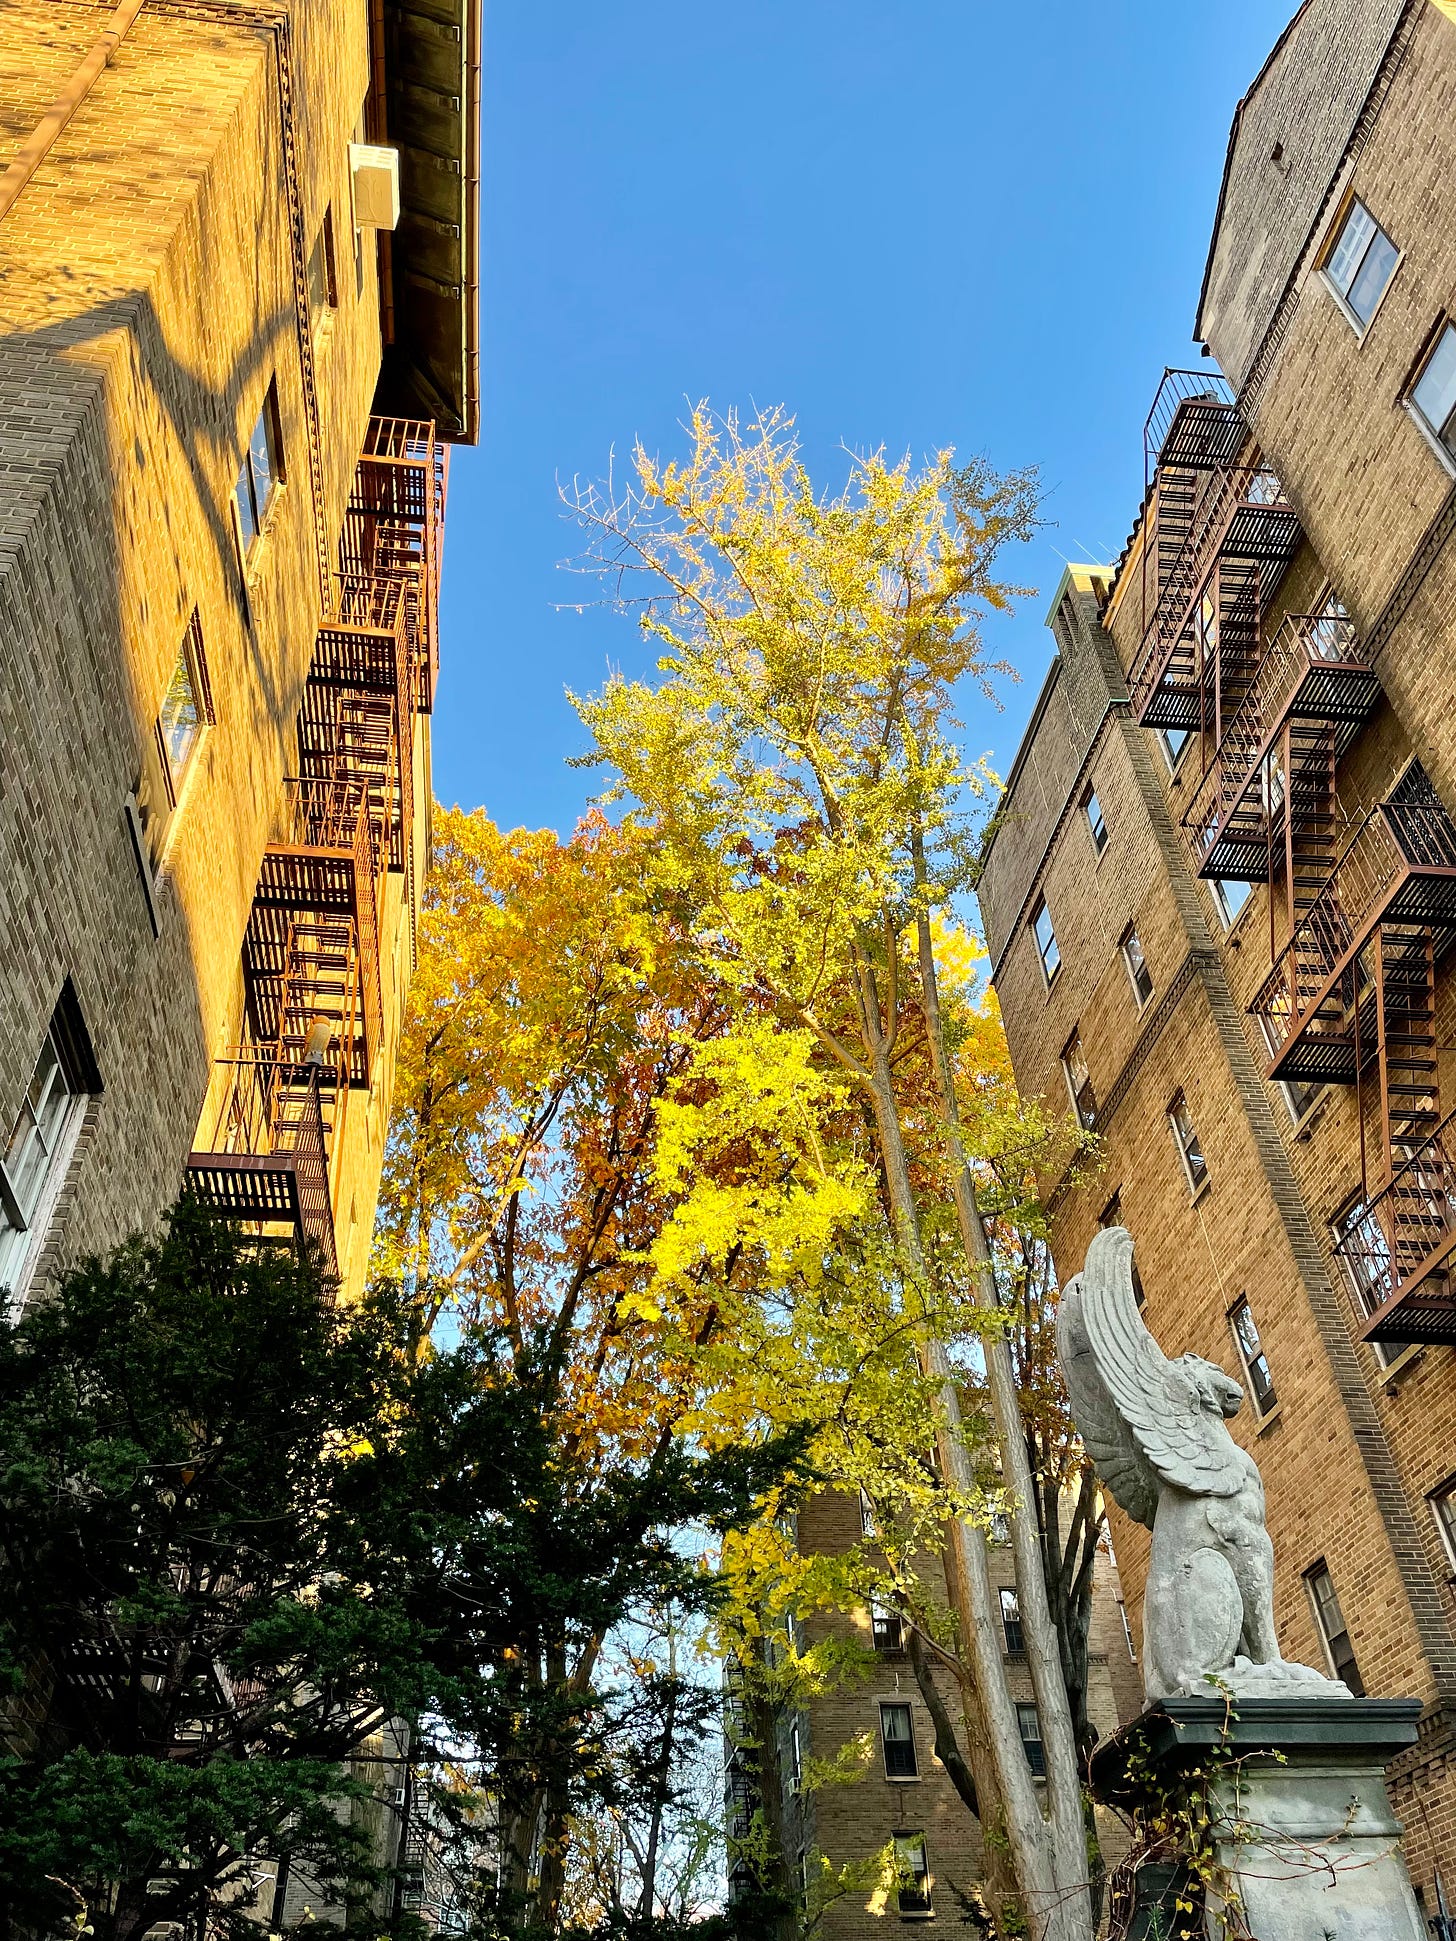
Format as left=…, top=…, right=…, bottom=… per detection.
left=1128, top=372, right=1301, bottom=742
left=1248, top=765, right=1456, bottom=1344
left=1134, top=372, right=1456, bottom=1346
left=187, top=418, right=444, bottom=1274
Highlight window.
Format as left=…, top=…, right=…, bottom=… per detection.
left=1333, top=1194, right=1396, bottom=1367
left=1168, top=1092, right=1208, bottom=1194
left=1409, top=323, right=1456, bottom=468
left=1016, top=1702, right=1045, bottom=1777
left=156, top=611, right=213, bottom=804
left=999, top=1587, right=1024, bottom=1656
left=858, top=1487, right=876, bottom=1538
left=1032, top=898, right=1060, bottom=986
left=893, top=1833, right=932, bottom=1916
left=1100, top=1191, right=1145, bottom=1306
left=1229, top=1296, right=1277, bottom=1417
left=879, top=1703, right=918, bottom=1780
left=1082, top=784, right=1108, bottom=855
left=1061, top=1029, right=1096, bottom=1130
left=1322, top=197, right=1399, bottom=329
left=988, top=1510, right=1010, bottom=1545
left=308, top=206, right=338, bottom=319
left=234, top=381, right=284, bottom=554
left=1158, top=727, right=1192, bottom=772
left=1305, top=1562, right=1364, bottom=1695
left=1430, top=1478, right=1456, bottom=1572
left=1257, top=1015, right=1322, bottom=1123
left=1212, top=877, right=1252, bottom=929
left=787, top=1719, right=802, bottom=1795
left=1121, top=926, right=1154, bottom=1008
left=0, top=988, right=98, bottom=1300
left=1194, top=590, right=1218, bottom=673
left=870, top=1601, right=904, bottom=1654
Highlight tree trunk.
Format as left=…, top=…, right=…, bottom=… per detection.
left=913, top=913, right=1092, bottom=1941
left=860, top=1033, right=1086, bottom=1941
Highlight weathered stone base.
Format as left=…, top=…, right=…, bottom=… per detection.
left=1092, top=1695, right=1428, bottom=1938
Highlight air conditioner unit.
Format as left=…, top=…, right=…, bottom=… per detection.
left=350, top=143, right=401, bottom=231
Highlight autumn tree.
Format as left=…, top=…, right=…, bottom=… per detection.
left=568, top=405, right=1096, bottom=1941
left=374, top=807, right=807, bottom=1931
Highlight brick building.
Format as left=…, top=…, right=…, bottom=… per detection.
left=0, top=0, right=479, bottom=1922
left=0, top=0, right=478, bottom=1313
left=978, top=0, right=1456, bottom=1912
left=732, top=1493, right=1141, bottom=1933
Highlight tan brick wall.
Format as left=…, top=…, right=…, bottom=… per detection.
left=0, top=0, right=415, bottom=1305
left=786, top=1491, right=1135, bottom=1935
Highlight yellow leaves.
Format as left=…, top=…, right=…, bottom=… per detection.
left=650, top=1023, right=870, bottom=1286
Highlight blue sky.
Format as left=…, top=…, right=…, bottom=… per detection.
left=434, top=0, right=1295, bottom=833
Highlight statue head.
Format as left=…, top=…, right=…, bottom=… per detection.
left=1175, top=1353, right=1244, bottom=1419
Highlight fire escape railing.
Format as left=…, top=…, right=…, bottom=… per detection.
left=1334, top=1109, right=1456, bottom=1346
left=187, top=1058, right=337, bottom=1276
left=187, top=416, right=444, bottom=1276
left=1129, top=466, right=1301, bottom=732
left=1250, top=795, right=1456, bottom=1083
left=1181, top=613, right=1379, bottom=882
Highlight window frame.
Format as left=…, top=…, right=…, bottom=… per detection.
left=1406, top=319, right=1456, bottom=478
left=1015, top=1701, right=1046, bottom=1778
left=1429, top=1477, right=1456, bottom=1573
left=1228, top=1294, right=1277, bottom=1419
left=1082, top=783, right=1108, bottom=856
left=787, top=1718, right=802, bottom=1796
left=1211, top=875, right=1253, bottom=931
left=1158, top=726, right=1192, bottom=774
left=1168, top=1091, right=1209, bottom=1196
left=1319, top=194, right=1401, bottom=337
left=156, top=609, right=215, bottom=808
left=233, top=380, right=285, bottom=562
left=0, top=990, right=99, bottom=1305
left=1120, top=925, right=1154, bottom=1010
left=1060, top=1028, right=1097, bottom=1131
left=1031, top=897, right=1060, bottom=989
left=893, top=1832, right=932, bottom=1917
left=870, top=1600, right=904, bottom=1655
left=1303, top=1561, right=1364, bottom=1695
left=878, top=1701, right=919, bottom=1782
left=308, top=205, right=339, bottom=322
left=999, top=1587, right=1024, bottom=1657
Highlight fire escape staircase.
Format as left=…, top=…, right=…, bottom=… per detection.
left=1130, top=463, right=1302, bottom=733
left=1248, top=770, right=1456, bottom=1344
left=1183, top=612, right=1379, bottom=884
left=186, top=417, right=445, bottom=1276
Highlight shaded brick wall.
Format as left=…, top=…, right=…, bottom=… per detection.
left=0, top=0, right=412, bottom=1308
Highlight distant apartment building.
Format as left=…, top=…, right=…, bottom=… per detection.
left=728, top=1492, right=1140, bottom=1934
left=0, top=0, right=479, bottom=1922
left=978, top=0, right=1456, bottom=1911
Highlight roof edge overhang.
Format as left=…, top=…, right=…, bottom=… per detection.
left=376, top=0, right=481, bottom=444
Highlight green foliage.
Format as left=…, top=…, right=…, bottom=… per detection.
left=0, top=1207, right=804, bottom=1938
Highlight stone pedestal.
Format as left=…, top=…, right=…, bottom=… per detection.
left=1090, top=1695, right=1427, bottom=1939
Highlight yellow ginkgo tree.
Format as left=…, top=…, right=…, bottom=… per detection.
left=569, top=404, right=1097, bottom=1941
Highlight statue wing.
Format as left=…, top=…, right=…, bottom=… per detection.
left=1077, top=1227, right=1243, bottom=1500
left=1057, top=1270, right=1159, bottom=1530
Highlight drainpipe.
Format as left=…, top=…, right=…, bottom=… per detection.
left=0, top=0, right=147, bottom=226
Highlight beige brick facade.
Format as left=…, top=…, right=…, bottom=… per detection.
left=757, top=1491, right=1138, bottom=1935
left=978, top=2, right=1456, bottom=1913
left=0, top=0, right=476, bottom=1315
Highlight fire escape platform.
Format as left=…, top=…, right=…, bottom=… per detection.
left=1185, top=616, right=1381, bottom=882
left=186, top=1066, right=338, bottom=1276
left=1252, top=801, right=1456, bottom=1083
left=1131, top=467, right=1302, bottom=733
left=1338, top=1108, right=1456, bottom=1346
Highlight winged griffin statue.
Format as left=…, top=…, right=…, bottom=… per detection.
left=1058, top=1226, right=1350, bottom=1703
